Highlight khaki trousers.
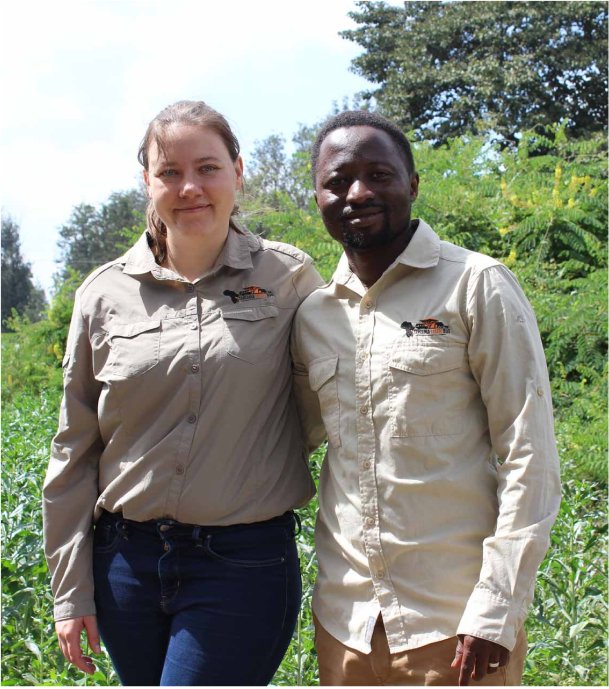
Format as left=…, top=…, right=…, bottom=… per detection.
left=314, top=614, right=527, bottom=686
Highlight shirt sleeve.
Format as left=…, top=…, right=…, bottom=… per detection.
left=456, top=264, right=561, bottom=650
left=291, top=251, right=325, bottom=302
left=290, top=265, right=327, bottom=454
left=42, top=288, right=104, bottom=621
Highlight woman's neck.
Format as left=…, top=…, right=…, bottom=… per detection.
left=164, top=228, right=229, bottom=282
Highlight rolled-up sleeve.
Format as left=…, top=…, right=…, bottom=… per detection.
left=457, top=265, right=561, bottom=650
left=43, top=288, right=103, bottom=621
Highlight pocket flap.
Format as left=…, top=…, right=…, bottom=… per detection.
left=221, top=306, right=279, bottom=321
left=308, top=355, right=339, bottom=391
left=108, top=320, right=161, bottom=340
left=389, top=346, right=465, bottom=375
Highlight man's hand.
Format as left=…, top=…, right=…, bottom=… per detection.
left=451, top=634, right=510, bottom=686
left=55, top=615, right=101, bottom=675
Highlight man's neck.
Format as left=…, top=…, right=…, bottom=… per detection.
left=345, top=220, right=418, bottom=289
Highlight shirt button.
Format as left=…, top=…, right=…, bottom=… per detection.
left=187, top=414, right=197, bottom=424
left=360, top=405, right=368, bottom=415
left=190, top=323, right=198, bottom=330
left=186, top=284, right=195, bottom=292
left=537, top=387, right=544, bottom=397
left=376, top=570, right=385, bottom=579
left=366, top=517, right=375, bottom=527
left=363, top=461, right=371, bottom=470
left=191, top=364, right=200, bottom=373
left=176, top=464, right=185, bottom=475
left=364, top=300, right=373, bottom=309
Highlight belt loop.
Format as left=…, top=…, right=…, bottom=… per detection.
left=193, top=526, right=203, bottom=548
left=112, top=513, right=129, bottom=540
left=293, top=511, right=302, bottom=537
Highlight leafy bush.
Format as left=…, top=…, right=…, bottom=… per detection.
left=2, top=271, right=82, bottom=404
left=525, top=475, right=608, bottom=686
left=1, top=121, right=606, bottom=685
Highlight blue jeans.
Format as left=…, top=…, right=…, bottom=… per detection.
left=93, top=510, right=301, bottom=686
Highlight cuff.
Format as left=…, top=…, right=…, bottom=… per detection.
left=456, top=584, right=524, bottom=652
left=54, top=598, right=97, bottom=622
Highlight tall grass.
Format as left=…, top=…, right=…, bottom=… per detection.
left=2, top=382, right=607, bottom=686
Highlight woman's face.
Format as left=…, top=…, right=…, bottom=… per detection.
left=144, top=124, right=243, bottom=244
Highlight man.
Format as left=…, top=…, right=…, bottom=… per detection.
left=291, top=111, right=561, bottom=686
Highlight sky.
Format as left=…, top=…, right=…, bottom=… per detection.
left=1, top=0, right=403, bottom=297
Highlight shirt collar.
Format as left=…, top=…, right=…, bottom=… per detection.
left=122, top=226, right=256, bottom=278
left=331, top=219, right=441, bottom=289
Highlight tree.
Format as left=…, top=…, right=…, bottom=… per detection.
left=342, top=1, right=608, bottom=144
left=57, top=188, right=147, bottom=278
left=1, top=213, right=46, bottom=329
left=245, top=128, right=318, bottom=212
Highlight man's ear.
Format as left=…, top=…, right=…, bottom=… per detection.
left=410, top=173, right=420, bottom=201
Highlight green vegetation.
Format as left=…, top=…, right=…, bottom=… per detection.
left=2, top=119, right=607, bottom=685
left=1, top=0, right=607, bottom=678
left=1, top=213, right=47, bottom=331
left=343, top=0, right=607, bottom=145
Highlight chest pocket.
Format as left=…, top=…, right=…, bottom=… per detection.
left=308, top=355, right=341, bottom=448
left=222, top=305, right=280, bottom=364
left=388, top=344, right=467, bottom=437
left=106, top=320, right=161, bottom=378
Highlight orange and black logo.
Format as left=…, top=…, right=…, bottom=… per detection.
left=401, top=318, right=450, bottom=337
left=223, top=286, right=274, bottom=304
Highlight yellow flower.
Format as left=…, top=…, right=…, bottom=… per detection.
left=504, top=249, right=517, bottom=267
left=498, top=227, right=509, bottom=236
left=567, top=198, right=575, bottom=208
left=554, top=165, right=562, bottom=180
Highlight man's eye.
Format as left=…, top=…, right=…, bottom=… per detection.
left=160, top=169, right=178, bottom=177
left=327, top=177, right=348, bottom=188
left=371, top=171, right=391, bottom=180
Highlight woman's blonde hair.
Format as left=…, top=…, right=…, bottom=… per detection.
left=138, top=100, right=242, bottom=263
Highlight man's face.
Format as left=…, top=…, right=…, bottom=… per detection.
left=314, top=126, right=419, bottom=251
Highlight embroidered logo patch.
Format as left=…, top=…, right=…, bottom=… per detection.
left=223, top=286, right=274, bottom=304
left=401, top=318, right=450, bottom=337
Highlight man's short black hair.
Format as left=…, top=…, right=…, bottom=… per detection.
left=311, top=110, right=416, bottom=184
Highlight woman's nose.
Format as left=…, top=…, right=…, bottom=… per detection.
left=178, top=175, right=199, bottom=198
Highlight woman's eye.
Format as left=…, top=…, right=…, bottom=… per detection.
left=160, top=169, right=178, bottom=177
left=200, top=165, right=218, bottom=173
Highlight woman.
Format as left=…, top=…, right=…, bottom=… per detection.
left=43, top=100, right=323, bottom=686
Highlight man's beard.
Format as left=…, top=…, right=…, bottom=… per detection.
left=341, top=215, right=397, bottom=250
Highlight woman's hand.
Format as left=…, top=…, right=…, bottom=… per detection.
left=55, top=615, right=101, bottom=675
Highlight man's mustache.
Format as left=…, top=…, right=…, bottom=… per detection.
left=341, top=203, right=385, bottom=219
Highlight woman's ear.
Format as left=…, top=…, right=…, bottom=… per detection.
left=234, top=156, right=244, bottom=191
left=143, top=170, right=152, bottom=198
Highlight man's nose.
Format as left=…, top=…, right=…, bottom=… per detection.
left=346, top=179, right=374, bottom=204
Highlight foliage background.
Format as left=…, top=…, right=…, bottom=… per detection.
left=2, top=0, right=607, bottom=685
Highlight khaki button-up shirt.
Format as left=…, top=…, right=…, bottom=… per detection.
left=43, top=228, right=323, bottom=621
left=292, top=220, right=561, bottom=654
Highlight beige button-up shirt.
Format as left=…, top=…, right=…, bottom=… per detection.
left=292, top=220, right=561, bottom=654
left=43, top=228, right=323, bottom=621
